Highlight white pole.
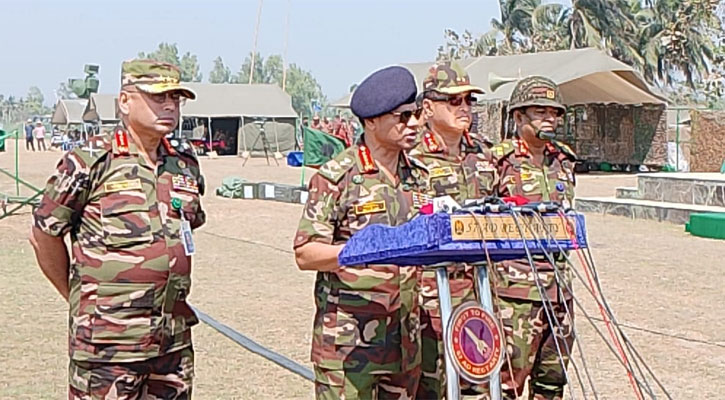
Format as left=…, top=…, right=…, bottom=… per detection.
left=249, top=0, right=264, bottom=84
left=282, top=0, right=291, bottom=92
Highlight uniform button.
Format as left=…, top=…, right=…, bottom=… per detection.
left=171, top=198, right=182, bottom=210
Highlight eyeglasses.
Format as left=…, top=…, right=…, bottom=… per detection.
left=390, top=108, right=423, bottom=124
left=428, top=93, right=475, bottom=107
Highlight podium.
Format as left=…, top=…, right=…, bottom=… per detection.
left=339, top=209, right=588, bottom=400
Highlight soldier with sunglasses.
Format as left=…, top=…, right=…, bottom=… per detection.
left=408, top=61, right=498, bottom=399
left=294, top=66, right=430, bottom=399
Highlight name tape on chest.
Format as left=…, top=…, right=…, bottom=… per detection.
left=354, top=200, right=387, bottom=215
left=172, top=175, right=199, bottom=194
left=104, top=179, right=142, bottom=193
left=430, top=166, right=454, bottom=178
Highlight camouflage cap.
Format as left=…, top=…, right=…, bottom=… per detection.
left=121, top=59, right=196, bottom=100
left=508, top=75, right=565, bottom=115
left=422, top=61, right=484, bottom=95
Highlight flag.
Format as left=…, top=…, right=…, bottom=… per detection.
left=303, top=127, right=346, bottom=167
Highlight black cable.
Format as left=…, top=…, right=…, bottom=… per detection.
left=518, top=211, right=598, bottom=400
left=531, top=211, right=655, bottom=399
left=509, top=210, right=577, bottom=400
left=199, top=230, right=295, bottom=254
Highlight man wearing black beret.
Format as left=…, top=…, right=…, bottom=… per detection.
left=294, top=65, right=429, bottom=399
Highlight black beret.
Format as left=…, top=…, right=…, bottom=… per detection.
left=351, top=66, right=417, bottom=119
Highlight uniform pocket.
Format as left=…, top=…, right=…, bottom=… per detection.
left=100, top=195, right=153, bottom=248
left=91, top=282, right=155, bottom=345
left=334, top=290, right=391, bottom=347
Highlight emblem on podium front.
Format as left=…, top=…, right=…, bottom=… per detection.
left=446, top=302, right=505, bottom=383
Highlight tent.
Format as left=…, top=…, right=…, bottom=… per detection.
left=82, top=94, right=119, bottom=127
left=51, top=99, right=88, bottom=125
left=179, top=83, right=298, bottom=156
left=330, top=48, right=666, bottom=107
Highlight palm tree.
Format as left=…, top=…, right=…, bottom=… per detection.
left=530, top=3, right=572, bottom=51
left=491, top=0, right=540, bottom=53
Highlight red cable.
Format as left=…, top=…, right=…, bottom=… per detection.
left=559, top=211, right=643, bottom=400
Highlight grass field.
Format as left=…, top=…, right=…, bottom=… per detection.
left=1, top=139, right=723, bottom=399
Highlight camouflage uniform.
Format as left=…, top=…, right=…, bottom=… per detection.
left=489, top=76, right=576, bottom=400
left=33, top=60, right=203, bottom=399
left=294, top=144, right=428, bottom=399
left=407, top=61, right=497, bottom=399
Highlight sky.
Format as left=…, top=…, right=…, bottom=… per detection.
left=0, top=0, right=509, bottom=106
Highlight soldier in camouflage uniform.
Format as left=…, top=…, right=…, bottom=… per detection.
left=294, top=66, right=427, bottom=399
left=407, top=61, right=497, bottom=399
left=30, top=59, right=204, bottom=399
left=488, top=76, right=576, bottom=400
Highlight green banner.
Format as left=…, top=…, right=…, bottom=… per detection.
left=303, top=127, right=346, bottom=167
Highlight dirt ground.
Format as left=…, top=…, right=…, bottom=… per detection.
left=1, top=139, right=723, bottom=399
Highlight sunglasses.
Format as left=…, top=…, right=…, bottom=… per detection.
left=428, top=94, right=475, bottom=106
left=390, top=108, right=423, bottom=124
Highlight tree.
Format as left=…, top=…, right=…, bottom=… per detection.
left=233, top=52, right=265, bottom=84
left=55, top=82, right=77, bottom=100
left=25, top=87, right=45, bottom=116
left=180, top=52, right=202, bottom=82
left=439, top=0, right=724, bottom=99
left=209, top=56, right=232, bottom=83
left=231, top=52, right=325, bottom=116
left=285, top=63, right=325, bottom=117
left=138, top=43, right=202, bottom=82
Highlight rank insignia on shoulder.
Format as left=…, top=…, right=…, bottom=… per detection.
left=172, top=175, right=199, bottom=194
left=104, top=179, right=142, bottom=193
left=354, top=200, right=386, bottom=215
left=430, top=166, right=454, bottom=178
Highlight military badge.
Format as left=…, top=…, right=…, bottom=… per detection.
left=546, top=89, right=556, bottom=99
left=430, top=166, right=454, bottom=178
left=352, top=175, right=365, bottom=184
left=104, top=179, right=142, bottom=193
left=412, top=192, right=431, bottom=209
left=475, top=161, right=494, bottom=172
left=114, top=129, right=130, bottom=155
left=358, top=145, right=376, bottom=173
left=178, top=159, right=187, bottom=169
left=354, top=200, right=386, bottom=215
left=446, top=302, right=504, bottom=383
left=172, top=175, right=199, bottom=194
left=423, top=132, right=441, bottom=153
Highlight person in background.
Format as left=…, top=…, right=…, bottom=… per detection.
left=33, top=121, right=47, bottom=151
left=310, top=114, right=323, bottom=130
left=25, top=118, right=35, bottom=151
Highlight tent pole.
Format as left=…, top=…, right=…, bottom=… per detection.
left=208, top=117, right=212, bottom=152
left=15, top=129, right=19, bottom=196
left=282, top=0, right=290, bottom=92
left=249, top=0, right=264, bottom=84
left=300, top=120, right=305, bottom=187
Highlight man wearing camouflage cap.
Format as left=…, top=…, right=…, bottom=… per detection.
left=30, top=59, right=204, bottom=399
left=294, top=65, right=427, bottom=399
left=488, top=76, right=576, bottom=400
left=408, top=60, right=497, bottom=399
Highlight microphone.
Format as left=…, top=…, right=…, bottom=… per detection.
left=536, top=129, right=555, bottom=140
